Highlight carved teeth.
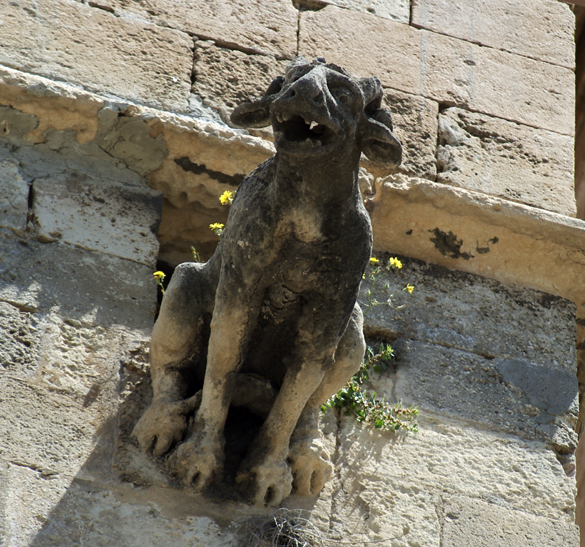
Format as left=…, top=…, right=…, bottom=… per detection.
left=309, top=121, right=318, bottom=130
left=305, top=137, right=313, bottom=147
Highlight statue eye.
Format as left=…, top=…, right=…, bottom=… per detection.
left=333, top=87, right=353, bottom=105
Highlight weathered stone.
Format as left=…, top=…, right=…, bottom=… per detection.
left=412, top=0, right=575, bottom=69
left=105, top=0, right=298, bottom=58
left=0, top=0, right=193, bottom=112
left=191, top=41, right=287, bottom=127
left=387, top=339, right=577, bottom=445
left=300, top=6, right=575, bottom=135
left=32, top=176, right=162, bottom=267
left=383, top=89, right=438, bottom=180
left=0, top=159, right=29, bottom=232
left=361, top=256, right=577, bottom=373
left=441, top=495, right=579, bottom=546
left=134, top=59, right=402, bottom=507
left=423, top=30, right=575, bottom=136
left=0, top=228, right=156, bottom=330
left=300, top=7, right=422, bottom=95
left=368, top=175, right=585, bottom=308
left=332, top=413, right=576, bottom=530
left=437, top=107, right=576, bottom=216
left=23, top=481, right=240, bottom=547
left=320, top=0, right=409, bottom=23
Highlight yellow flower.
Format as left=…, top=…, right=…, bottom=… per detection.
left=406, top=284, right=414, bottom=294
left=389, top=257, right=403, bottom=269
left=209, top=223, right=225, bottom=236
left=153, top=271, right=166, bottom=281
left=369, top=257, right=380, bottom=265
left=219, top=190, right=234, bottom=205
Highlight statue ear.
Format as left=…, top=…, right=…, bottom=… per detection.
left=359, top=108, right=402, bottom=167
left=230, top=76, right=285, bottom=128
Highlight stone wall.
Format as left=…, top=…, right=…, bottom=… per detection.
left=0, top=0, right=583, bottom=545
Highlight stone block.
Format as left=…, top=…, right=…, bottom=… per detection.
left=0, top=0, right=193, bottom=112
left=412, top=0, right=575, bottom=69
left=191, top=42, right=288, bottom=126
left=387, top=339, right=577, bottom=446
left=321, top=413, right=576, bottom=544
left=0, top=228, right=156, bottom=330
left=300, top=6, right=574, bottom=135
left=0, top=159, right=29, bottom=232
left=23, top=481, right=239, bottom=547
left=361, top=256, right=577, bottom=372
left=300, top=7, right=422, bottom=96
left=437, top=107, right=576, bottom=216
left=105, top=0, right=298, bottom=58
left=32, top=176, right=162, bottom=267
left=321, top=0, right=409, bottom=23
left=423, top=30, right=575, bottom=136
left=368, top=175, right=585, bottom=308
left=441, top=495, right=580, bottom=546
left=0, top=376, right=106, bottom=477
left=383, top=90, right=438, bottom=180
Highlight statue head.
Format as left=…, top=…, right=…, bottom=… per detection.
left=231, top=57, right=402, bottom=167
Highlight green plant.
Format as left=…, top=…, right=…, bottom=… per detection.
left=322, top=343, right=419, bottom=434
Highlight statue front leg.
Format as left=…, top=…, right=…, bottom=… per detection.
left=169, top=293, right=261, bottom=491
left=288, top=303, right=366, bottom=496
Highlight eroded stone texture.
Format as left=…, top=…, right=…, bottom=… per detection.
left=362, top=257, right=577, bottom=374
left=300, top=6, right=575, bottom=135
left=368, top=175, right=585, bottom=308
left=422, top=30, right=575, bottom=136
left=32, top=176, right=162, bottom=266
left=441, top=495, right=579, bottom=546
left=191, top=41, right=287, bottom=127
left=437, top=107, right=576, bottom=216
left=322, top=0, right=410, bottom=22
left=0, top=0, right=193, bottom=112
left=412, top=0, right=575, bottom=69
left=383, top=90, right=438, bottom=180
left=0, top=159, right=29, bottom=232
left=323, top=413, right=577, bottom=545
left=102, top=0, right=298, bottom=58
left=0, top=229, right=156, bottom=330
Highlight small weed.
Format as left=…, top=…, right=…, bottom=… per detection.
left=361, top=255, right=414, bottom=315
left=322, top=343, right=419, bottom=434
left=153, top=270, right=166, bottom=294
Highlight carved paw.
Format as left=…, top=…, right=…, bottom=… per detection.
left=236, top=458, right=293, bottom=507
left=132, top=393, right=200, bottom=457
left=287, top=438, right=332, bottom=496
left=168, top=433, right=224, bottom=491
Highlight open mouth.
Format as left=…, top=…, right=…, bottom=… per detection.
left=273, top=112, right=334, bottom=149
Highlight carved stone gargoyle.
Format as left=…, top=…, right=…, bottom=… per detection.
left=132, top=57, right=402, bottom=506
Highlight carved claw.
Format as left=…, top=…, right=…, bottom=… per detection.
left=288, top=438, right=332, bottom=496
left=132, top=393, right=201, bottom=457
left=168, top=433, right=224, bottom=492
left=236, top=458, right=293, bottom=507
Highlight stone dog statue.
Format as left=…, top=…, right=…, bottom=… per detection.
left=133, top=57, right=402, bottom=506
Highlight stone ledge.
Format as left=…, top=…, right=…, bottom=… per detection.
left=3, top=64, right=583, bottom=311
left=369, top=174, right=585, bottom=309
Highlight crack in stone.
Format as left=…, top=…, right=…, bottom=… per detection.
left=174, top=157, right=244, bottom=187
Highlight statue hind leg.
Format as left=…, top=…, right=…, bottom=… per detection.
left=133, top=258, right=220, bottom=457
